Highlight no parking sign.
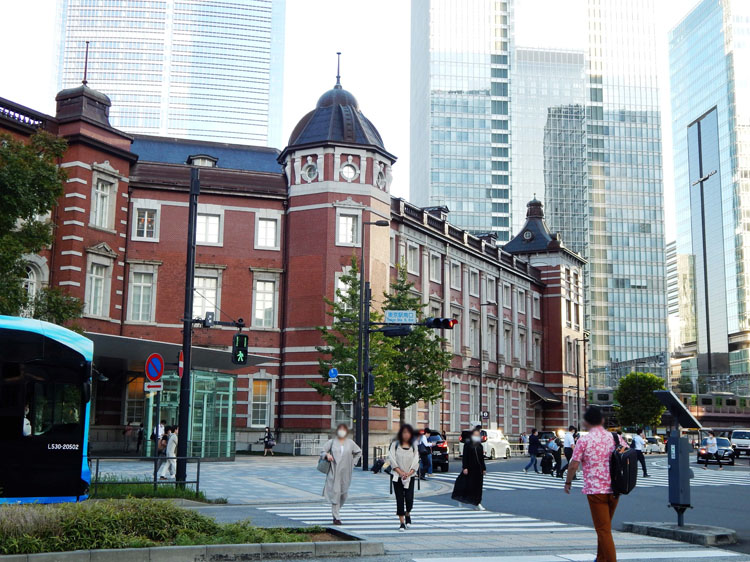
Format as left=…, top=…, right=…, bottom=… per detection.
left=145, top=353, right=164, bottom=382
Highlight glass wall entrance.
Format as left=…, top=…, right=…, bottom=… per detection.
left=143, top=370, right=236, bottom=459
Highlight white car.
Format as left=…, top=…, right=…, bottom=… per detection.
left=730, top=429, right=750, bottom=457
left=458, top=429, right=512, bottom=459
left=645, top=436, right=665, bottom=454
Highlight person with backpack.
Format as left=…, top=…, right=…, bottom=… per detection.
left=262, top=427, right=275, bottom=456
left=564, top=405, right=627, bottom=562
left=523, top=429, right=541, bottom=473
left=388, top=424, right=421, bottom=531
left=546, top=433, right=563, bottom=478
left=563, top=426, right=577, bottom=479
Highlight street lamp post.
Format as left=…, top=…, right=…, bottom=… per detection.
left=355, top=218, right=389, bottom=461
left=477, top=302, right=493, bottom=427
left=574, top=335, right=590, bottom=425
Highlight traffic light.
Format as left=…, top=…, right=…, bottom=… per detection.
left=232, top=332, right=248, bottom=365
left=381, top=325, right=414, bottom=337
left=423, top=317, right=458, bottom=329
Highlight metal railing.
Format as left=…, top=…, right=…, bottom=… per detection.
left=88, top=456, right=202, bottom=496
left=293, top=438, right=322, bottom=456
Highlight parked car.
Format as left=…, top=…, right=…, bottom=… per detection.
left=645, top=436, right=665, bottom=454
left=458, top=429, right=511, bottom=459
left=730, top=428, right=750, bottom=457
left=697, top=437, right=735, bottom=466
left=428, top=432, right=450, bottom=472
left=537, top=431, right=558, bottom=456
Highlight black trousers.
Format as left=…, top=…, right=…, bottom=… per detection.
left=394, top=478, right=415, bottom=516
left=636, top=450, right=648, bottom=475
left=551, top=449, right=563, bottom=476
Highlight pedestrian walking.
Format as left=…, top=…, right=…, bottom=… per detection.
left=320, top=423, right=362, bottom=525
left=703, top=430, right=722, bottom=470
left=388, top=424, right=420, bottom=531
left=136, top=422, right=144, bottom=454
left=521, top=432, right=529, bottom=455
left=418, top=428, right=433, bottom=479
left=158, top=425, right=178, bottom=480
left=564, top=405, right=625, bottom=562
left=452, top=428, right=487, bottom=510
left=563, top=425, right=576, bottom=478
left=523, top=428, right=541, bottom=473
left=155, top=426, right=171, bottom=471
left=263, top=427, right=275, bottom=456
left=632, top=429, right=650, bottom=477
left=547, top=432, right=563, bottom=478
left=123, top=419, right=134, bottom=453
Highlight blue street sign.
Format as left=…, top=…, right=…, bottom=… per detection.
left=329, top=377, right=339, bottom=384
left=328, top=367, right=338, bottom=379
left=385, top=310, right=417, bottom=324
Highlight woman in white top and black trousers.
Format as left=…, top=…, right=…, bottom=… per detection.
left=388, top=424, right=421, bottom=532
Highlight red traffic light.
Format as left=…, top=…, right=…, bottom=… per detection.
left=424, top=317, right=458, bottom=329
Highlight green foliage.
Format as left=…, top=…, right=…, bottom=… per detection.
left=0, top=500, right=320, bottom=554
left=614, top=372, right=667, bottom=428
left=89, top=474, right=222, bottom=502
left=29, top=286, right=85, bottom=331
left=677, top=375, right=694, bottom=393
left=312, top=255, right=392, bottom=414
left=377, top=266, right=452, bottom=423
left=0, top=132, right=69, bottom=316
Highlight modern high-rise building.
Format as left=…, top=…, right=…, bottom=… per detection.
left=670, top=0, right=750, bottom=376
left=410, top=0, right=512, bottom=239
left=511, top=48, right=586, bottom=237
left=585, top=0, right=668, bottom=387
left=543, top=104, right=588, bottom=257
left=56, top=0, right=285, bottom=146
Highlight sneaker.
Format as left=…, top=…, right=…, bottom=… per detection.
left=476, top=504, right=486, bottom=511
left=523, top=468, right=528, bottom=473
left=643, top=474, right=650, bottom=478
left=399, top=523, right=406, bottom=532
left=405, top=515, right=412, bottom=527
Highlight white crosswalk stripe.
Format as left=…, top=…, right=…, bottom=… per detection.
left=428, top=467, right=750, bottom=491
left=258, top=499, right=592, bottom=535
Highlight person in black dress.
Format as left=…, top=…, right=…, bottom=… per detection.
left=452, top=427, right=487, bottom=510
left=263, top=427, right=275, bottom=456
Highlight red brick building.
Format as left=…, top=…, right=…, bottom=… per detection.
left=0, top=79, right=585, bottom=456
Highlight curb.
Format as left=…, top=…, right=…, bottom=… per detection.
left=0, top=536, right=385, bottom=561
left=621, top=521, right=738, bottom=546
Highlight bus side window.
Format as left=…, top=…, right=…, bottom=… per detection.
left=0, top=363, right=24, bottom=440
left=32, top=381, right=82, bottom=435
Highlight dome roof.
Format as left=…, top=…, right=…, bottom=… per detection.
left=281, top=81, right=394, bottom=162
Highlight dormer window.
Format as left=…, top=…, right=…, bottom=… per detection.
left=187, top=154, right=218, bottom=167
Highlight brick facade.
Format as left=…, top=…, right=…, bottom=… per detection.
left=0, top=82, right=586, bottom=454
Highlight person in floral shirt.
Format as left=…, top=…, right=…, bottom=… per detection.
left=564, top=405, right=624, bottom=562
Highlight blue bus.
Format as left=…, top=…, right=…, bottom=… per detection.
left=0, top=315, right=92, bottom=503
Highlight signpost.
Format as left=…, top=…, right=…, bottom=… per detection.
left=145, top=353, right=164, bottom=382
left=178, top=350, right=184, bottom=378
left=481, top=410, right=489, bottom=420
left=328, top=367, right=339, bottom=384
left=145, top=352, right=165, bottom=463
left=385, top=310, right=417, bottom=324
left=144, top=381, right=163, bottom=392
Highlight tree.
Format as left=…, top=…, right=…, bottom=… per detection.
left=0, top=131, right=73, bottom=317
left=311, top=256, right=392, bottom=421
left=376, top=266, right=452, bottom=425
left=30, top=286, right=85, bottom=332
left=614, top=371, right=666, bottom=428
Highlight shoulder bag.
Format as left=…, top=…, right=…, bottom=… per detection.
left=317, top=441, right=333, bottom=474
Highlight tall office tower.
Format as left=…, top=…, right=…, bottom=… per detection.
left=410, top=0, right=512, bottom=239
left=543, top=104, right=588, bottom=256
left=56, top=0, right=285, bottom=146
left=585, top=0, right=668, bottom=387
left=670, top=0, right=750, bottom=376
left=511, top=48, right=586, bottom=237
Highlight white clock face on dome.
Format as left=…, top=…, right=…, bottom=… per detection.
left=341, top=163, right=357, bottom=181
left=523, top=230, right=533, bottom=240
left=376, top=171, right=386, bottom=189
left=302, top=163, right=318, bottom=182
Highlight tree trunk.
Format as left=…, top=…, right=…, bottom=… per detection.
left=399, top=407, right=405, bottom=426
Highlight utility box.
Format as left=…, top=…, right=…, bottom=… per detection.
left=667, top=430, right=693, bottom=508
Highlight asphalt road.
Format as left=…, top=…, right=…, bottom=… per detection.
left=428, top=454, right=750, bottom=554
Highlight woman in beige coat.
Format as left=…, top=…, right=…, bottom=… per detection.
left=320, top=423, right=362, bottom=525
left=387, top=424, right=420, bottom=531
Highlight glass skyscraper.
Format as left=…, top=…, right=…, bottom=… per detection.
left=670, top=0, right=750, bottom=376
left=511, top=48, right=586, bottom=238
left=585, top=0, right=668, bottom=386
left=410, top=0, right=512, bottom=238
left=56, top=0, right=285, bottom=146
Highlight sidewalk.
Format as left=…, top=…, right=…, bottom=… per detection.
left=93, top=455, right=450, bottom=504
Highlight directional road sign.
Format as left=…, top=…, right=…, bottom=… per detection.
left=145, top=353, right=164, bottom=382
left=329, top=378, right=339, bottom=384
left=328, top=367, right=339, bottom=379
left=384, top=310, right=417, bottom=324
left=144, top=381, right=163, bottom=392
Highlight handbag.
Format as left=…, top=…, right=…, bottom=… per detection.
left=317, top=441, right=333, bottom=474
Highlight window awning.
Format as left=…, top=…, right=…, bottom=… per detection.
left=85, top=332, right=275, bottom=372
left=527, top=384, right=562, bottom=404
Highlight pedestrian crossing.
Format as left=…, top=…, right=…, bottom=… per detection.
left=258, top=499, right=592, bottom=535
left=427, top=467, right=750, bottom=491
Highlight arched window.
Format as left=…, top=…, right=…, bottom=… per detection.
left=23, top=265, right=39, bottom=300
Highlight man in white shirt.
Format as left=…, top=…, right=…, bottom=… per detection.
left=159, top=426, right=179, bottom=479
left=563, top=425, right=576, bottom=478
left=632, top=428, right=649, bottom=477
left=418, top=429, right=433, bottom=478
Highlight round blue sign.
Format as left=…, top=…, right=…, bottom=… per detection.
left=328, top=367, right=338, bottom=379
